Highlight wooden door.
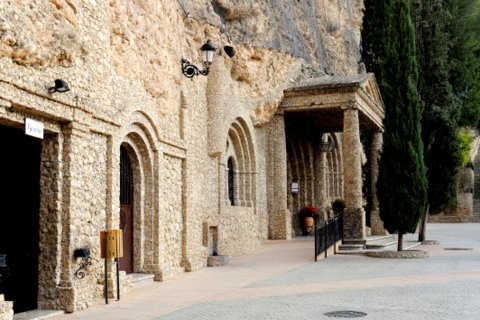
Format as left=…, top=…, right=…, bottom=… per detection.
left=119, top=205, right=133, bottom=273
left=119, top=146, right=134, bottom=273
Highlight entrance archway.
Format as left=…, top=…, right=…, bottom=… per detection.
left=119, top=145, right=134, bottom=273
left=0, top=125, right=41, bottom=313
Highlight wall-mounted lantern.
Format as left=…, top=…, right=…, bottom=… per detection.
left=0, top=254, right=6, bottom=268
left=181, top=40, right=216, bottom=79
left=319, top=134, right=336, bottom=153
left=0, top=254, right=8, bottom=290
left=73, top=248, right=92, bottom=279
left=48, top=79, right=70, bottom=93
left=291, top=182, right=299, bottom=195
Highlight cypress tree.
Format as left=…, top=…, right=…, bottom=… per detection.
left=411, top=0, right=460, bottom=241
left=373, top=0, right=428, bottom=250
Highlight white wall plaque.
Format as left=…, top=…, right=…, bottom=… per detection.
left=25, top=118, right=44, bottom=139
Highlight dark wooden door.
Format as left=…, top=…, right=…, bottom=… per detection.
left=119, top=205, right=133, bottom=273
left=119, top=145, right=134, bottom=273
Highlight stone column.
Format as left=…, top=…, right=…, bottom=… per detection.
left=206, top=56, right=226, bottom=157
left=267, top=112, right=291, bottom=239
left=369, top=131, right=386, bottom=235
left=342, top=105, right=366, bottom=243
left=314, top=139, right=327, bottom=220
left=57, top=124, right=89, bottom=313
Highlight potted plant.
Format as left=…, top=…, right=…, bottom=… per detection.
left=331, top=199, right=345, bottom=216
left=299, top=205, right=318, bottom=235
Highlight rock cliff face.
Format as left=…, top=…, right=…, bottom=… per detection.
left=0, top=0, right=82, bottom=67
left=179, top=0, right=363, bottom=72
left=0, top=0, right=363, bottom=123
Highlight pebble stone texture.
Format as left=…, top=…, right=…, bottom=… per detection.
left=42, top=223, right=480, bottom=320
left=0, top=0, right=472, bottom=318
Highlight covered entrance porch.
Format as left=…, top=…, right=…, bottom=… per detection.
left=267, top=73, right=385, bottom=243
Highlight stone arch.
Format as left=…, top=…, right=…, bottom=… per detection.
left=224, top=117, right=256, bottom=207
left=118, top=111, right=160, bottom=274
left=287, top=131, right=342, bottom=233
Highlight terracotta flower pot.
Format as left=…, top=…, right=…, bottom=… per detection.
left=302, top=217, right=314, bottom=235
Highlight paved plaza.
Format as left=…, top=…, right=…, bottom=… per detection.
left=24, top=223, right=480, bottom=320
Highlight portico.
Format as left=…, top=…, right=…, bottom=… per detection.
left=267, top=73, right=385, bottom=242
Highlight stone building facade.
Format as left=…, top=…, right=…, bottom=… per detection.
left=0, top=0, right=384, bottom=317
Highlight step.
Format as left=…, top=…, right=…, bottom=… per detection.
left=13, top=310, right=64, bottom=320
left=365, top=235, right=396, bottom=249
left=130, top=273, right=155, bottom=286
left=338, top=243, right=365, bottom=251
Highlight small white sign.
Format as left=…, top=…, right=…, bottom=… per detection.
left=25, top=118, right=44, bottom=139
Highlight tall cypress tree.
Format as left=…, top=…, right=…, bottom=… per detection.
left=366, top=0, right=428, bottom=250
left=411, top=0, right=460, bottom=241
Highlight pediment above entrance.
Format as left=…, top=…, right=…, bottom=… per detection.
left=280, top=73, right=385, bottom=132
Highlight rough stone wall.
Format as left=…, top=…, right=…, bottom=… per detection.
left=0, top=295, right=12, bottom=320
left=0, top=0, right=365, bottom=315
left=162, top=154, right=184, bottom=272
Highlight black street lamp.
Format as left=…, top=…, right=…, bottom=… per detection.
left=181, top=40, right=216, bottom=79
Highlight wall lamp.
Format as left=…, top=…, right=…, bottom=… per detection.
left=319, top=134, right=336, bottom=153
left=181, top=40, right=216, bottom=79
left=48, top=79, right=70, bottom=93
left=73, top=248, right=92, bottom=279
left=291, top=182, right=299, bottom=195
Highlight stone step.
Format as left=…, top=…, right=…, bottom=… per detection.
left=13, top=310, right=64, bottom=320
left=364, top=235, right=396, bottom=249
left=131, top=273, right=155, bottom=286
left=338, top=243, right=365, bottom=251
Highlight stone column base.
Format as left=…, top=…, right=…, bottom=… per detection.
left=207, top=255, right=229, bottom=267
left=343, top=207, right=366, bottom=241
left=0, top=295, right=13, bottom=320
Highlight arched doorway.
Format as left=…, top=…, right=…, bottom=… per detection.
left=0, top=125, right=41, bottom=313
left=119, top=145, right=134, bottom=273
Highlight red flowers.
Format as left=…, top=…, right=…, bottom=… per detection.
left=300, top=205, right=318, bottom=217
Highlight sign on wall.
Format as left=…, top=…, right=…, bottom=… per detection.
left=25, top=118, right=44, bottom=139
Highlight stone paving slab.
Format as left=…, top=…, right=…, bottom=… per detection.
left=41, top=223, right=480, bottom=320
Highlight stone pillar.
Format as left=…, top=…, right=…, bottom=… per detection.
left=314, top=139, right=327, bottom=220
left=267, top=112, right=291, bottom=239
left=206, top=55, right=226, bottom=157
left=342, top=105, right=366, bottom=243
left=58, top=124, right=92, bottom=312
left=57, top=125, right=78, bottom=313
left=369, top=131, right=386, bottom=235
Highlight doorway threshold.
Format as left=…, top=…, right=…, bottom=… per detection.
left=13, top=309, right=64, bottom=320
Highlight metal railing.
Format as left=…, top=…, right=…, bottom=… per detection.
left=314, top=214, right=343, bottom=261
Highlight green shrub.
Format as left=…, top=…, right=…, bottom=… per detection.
left=458, top=128, right=474, bottom=167
left=331, top=199, right=345, bottom=215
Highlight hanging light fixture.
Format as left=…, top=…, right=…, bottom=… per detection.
left=319, top=134, right=336, bottom=153
left=181, top=40, right=216, bottom=79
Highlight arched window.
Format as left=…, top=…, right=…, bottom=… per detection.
left=225, top=117, right=256, bottom=207
left=227, top=157, right=235, bottom=205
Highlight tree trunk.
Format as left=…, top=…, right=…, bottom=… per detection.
left=397, top=232, right=403, bottom=251
left=418, top=203, right=429, bottom=242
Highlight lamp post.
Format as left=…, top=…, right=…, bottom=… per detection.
left=181, top=40, right=216, bottom=79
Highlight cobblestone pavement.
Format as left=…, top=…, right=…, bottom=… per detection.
left=46, top=223, right=480, bottom=320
